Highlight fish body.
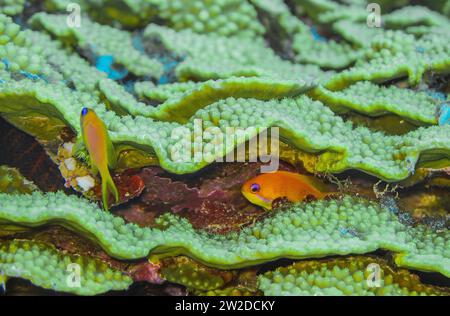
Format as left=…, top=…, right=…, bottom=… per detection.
left=241, top=171, right=332, bottom=210
left=80, top=107, right=119, bottom=211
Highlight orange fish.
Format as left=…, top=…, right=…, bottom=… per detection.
left=80, top=107, right=119, bottom=211
left=241, top=171, right=333, bottom=210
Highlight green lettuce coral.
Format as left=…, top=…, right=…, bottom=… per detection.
left=0, top=0, right=448, bottom=297
left=384, top=6, right=450, bottom=28
left=1, top=79, right=449, bottom=179
left=310, top=81, right=440, bottom=125
left=259, top=256, right=449, bottom=296
left=24, top=29, right=149, bottom=113
left=0, top=191, right=448, bottom=277
left=250, top=0, right=359, bottom=69
left=45, top=0, right=265, bottom=37
left=25, top=29, right=106, bottom=93
left=0, top=166, right=37, bottom=194
left=143, top=23, right=327, bottom=82
left=133, top=77, right=315, bottom=121
left=160, top=256, right=232, bottom=291
left=154, top=0, right=265, bottom=38
left=325, top=31, right=450, bottom=90
left=135, top=81, right=198, bottom=103
left=0, top=0, right=25, bottom=16
left=0, top=14, right=53, bottom=78
left=0, top=240, right=132, bottom=295
left=296, top=0, right=367, bottom=24
left=29, top=13, right=163, bottom=78
left=332, top=20, right=384, bottom=47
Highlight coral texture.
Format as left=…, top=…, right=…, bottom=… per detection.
left=0, top=192, right=448, bottom=277
left=0, top=240, right=132, bottom=295
left=259, top=256, right=449, bottom=296
left=0, top=0, right=448, bottom=296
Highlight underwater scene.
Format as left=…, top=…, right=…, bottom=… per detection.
left=0, top=0, right=449, bottom=297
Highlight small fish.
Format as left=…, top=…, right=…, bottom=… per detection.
left=80, top=107, right=119, bottom=211
left=241, top=171, right=334, bottom=210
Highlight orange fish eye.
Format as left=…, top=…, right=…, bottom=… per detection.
left=250, top=183, right=260, bottom=193
left=81, top=107, right=89, bottom=116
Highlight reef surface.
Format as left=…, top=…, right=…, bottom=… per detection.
left=0, top=0, right=449, bottom=296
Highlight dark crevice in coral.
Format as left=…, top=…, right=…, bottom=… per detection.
left=22, top=1, right=44, bottom=21
left=251, top=5, right=296, bottom=61
left=13, top=1, right=45, bottom=29
left=256, top=250, right=450, bottom=288
left=411, top=0, right=447, bottom=13
left=143, top=37, right=186, bottom=85
left=255, top=250, right=390, bottom=275
left=2, top=278, right=70, bottom=296
left=0, top=117, right=68, bottom=193
left=342, top=112, right=420, bottom=136
left=2, top=277, right=188, bottom=296
left=407, top=269, right=450, bottom=288
left=116, top=281, right=187, bottom=296
left=425, top=73, right=450, bottom=93
left=285, top=0, right=301, bottom=16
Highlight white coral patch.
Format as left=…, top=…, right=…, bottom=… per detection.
left=63, top=142, right=74, bottom=155
left=64, top=158, right=77, bottom=171
left=76, top=175, right=95, bottom=192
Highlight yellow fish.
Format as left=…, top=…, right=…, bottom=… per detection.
left=80, top=107, right=119, bottom=211
left=241, top=171, right=333, bottom=210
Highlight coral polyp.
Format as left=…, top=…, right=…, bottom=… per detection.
left=0, top=0, right=448, bottom=297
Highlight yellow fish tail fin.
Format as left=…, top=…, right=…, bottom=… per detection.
left=100, top=169, right=119, bottom=211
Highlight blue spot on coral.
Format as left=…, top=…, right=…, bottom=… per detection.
left=132, top=34, right=146, bottom=54
left=157, top=55, right=183, bottom=85
left=95, top=55, right=129, bottom=80
left=380, top=196, right=399, bottom=215
left=439, top=103, right=450, bottom=125
left=19, top=70, right=47, bottom=82
left=2, top=58, right=47, bottom=82
left=416, top=46, right=425, bottom=54
left=339, top=227, right=360, bottom=238
left=1, top=58, right=10, bottom=70
left=310, top=26, right=326, bottom=42
left=427, top=91, right=447, bottom=102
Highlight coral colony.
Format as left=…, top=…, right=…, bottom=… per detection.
left=0, top=0, right=449, bottom=296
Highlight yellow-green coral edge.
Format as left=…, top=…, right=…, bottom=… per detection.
left=0, top=192, right=448, bottom=277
